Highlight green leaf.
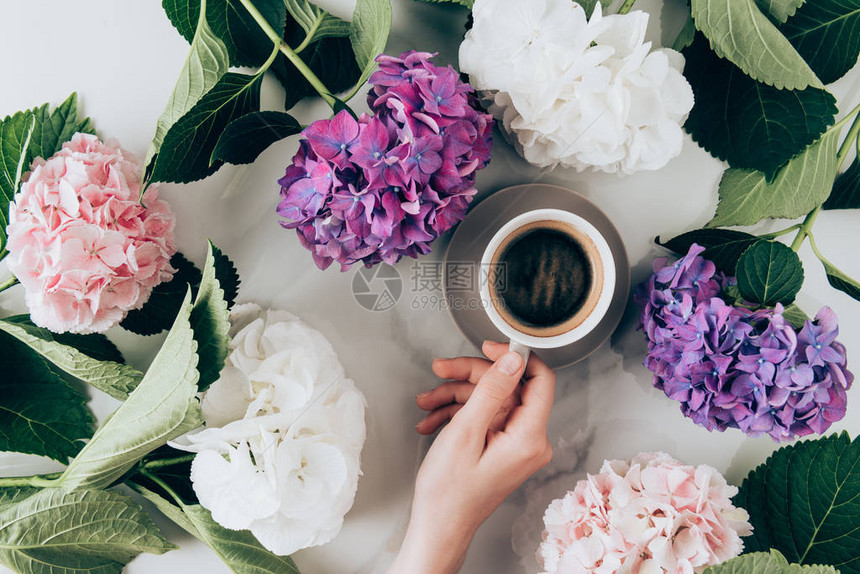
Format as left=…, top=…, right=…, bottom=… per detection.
left=736, top=240, right=804, bottom=306
left=0, top=319, right=143, bottom=400
left=734, top=432, right=860, bottom=571
left=0, top=93, right=94, bottom=251
left=782, top=0, right=860, bottom=84
left=0, top=113, right=34, bottom=252
left=132, top=485, right=300, bottom=574
left=821, top=257, right=860, bottom=301
left=0, top=335, right=93, bottom=463
left=703, top=550, right=838, bottom=574
left=0, top=488, right=175, bottom=574
left=26, top=93, right=97, bottom=162
left=212, top=110, right=301, bottom=165
left=190, top=242, right=230, bottom=392
left=682, top=34, right=837, bottom=180
left=0, top=488, right=37, bottom=511
left=121, top=252, right=203, bottom=336
left=285, top=0, right=351, bottom=43
left=656, top=228, right=759, bottom=274
left=58, top=290, right=202, bottom=491
left=273, top=23, right=361, bottom=110
left=709, top=129, right=840, bottom=227
left=212, top=243, right=240, bottom=308
left=349, top=0, right=392, bottom=93
left=824, top=157, right=860, bottom=210
left=148, top=72, right=263, bottom=184
left=673, top=15, right=697, bottom=51
left=782, top=303, right=811, bottom=328
left=690, top=0, right=823, bottom=90
left=416, top=0, right=474, bottom=7
left=162, top=0, right=286, bottom=68
left=756, top=0, right=805, bottom=23
left=147, top=0, right=230, bottom=176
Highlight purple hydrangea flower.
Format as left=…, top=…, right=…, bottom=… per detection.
left=277, top=50, right=494, bottom=270
left=635, top=244, right=853, bottom=441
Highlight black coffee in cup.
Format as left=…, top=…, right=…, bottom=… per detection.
left=489, top=220, right=602, bottom=338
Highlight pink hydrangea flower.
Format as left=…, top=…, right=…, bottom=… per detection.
left=538, top=452, right=752, bottom=574
left=6, top=133, right=177, bottom=334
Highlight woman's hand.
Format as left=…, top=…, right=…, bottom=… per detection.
left=387, top=341, right=556, bottom=574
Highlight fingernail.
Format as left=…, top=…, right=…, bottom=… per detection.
left=497, top=351, right=523, bottom=376
left=415, top=419, right=425, bottom=430
left=416, top=391, right=431, bottom=399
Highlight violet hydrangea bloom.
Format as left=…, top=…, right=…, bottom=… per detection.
left=635, top=244, right=853, bottom=441
left=277, top=50, right=494, bottom=270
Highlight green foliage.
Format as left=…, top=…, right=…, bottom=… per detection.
left=0, top=93, right=94, bottom=250
left=147, top=72, right=263, bottom=184
left=285, top=0, right=351, bottom=43
left=656, top=228, right=758, bottom=275
left=709, top=130, right=840, bottom=227
left=782, top=0, right=860, bottom=84
left=58, top=291, right=202, bottom=490
left=162, top=0, right=285, bottom=68
left=736, top=240, right=805, bottom=306
left=0, top=487, right=36, bottom=510
left=212, top=243, right=241, bottom=307
left=122, top=252, right=203, bottom=335
left=755, top=0, right=805, bottom=23
left=0, top=318, right=142, bottom=400
left=0, top=488, right=175, bottom=574
left=690, top=0, right=822, bottom=90
left=782, top=303, right=811, bottom=328
left=703, top=550, right=838, bottom=574
left=274, top=22, right=361, bottom=110
left=212, top=111, right=301, bottom=165
left=133, top=484, right=300, bottom=574
left=349, top=0, right=393, bottom=93
left=734, top=432, right=860, bottom=572
left=672, top=15, right=697, bottom=51
left=683, top=33, right=837, bottom=180
left=190, top=241, right=231, bottom=392
left=146, top=0, right=230, bottom=177
left=0, top=335, right=93, bottom=463
left=819, top=255, right=860, bottom=302
left=824, top=158, right=860, bottom=210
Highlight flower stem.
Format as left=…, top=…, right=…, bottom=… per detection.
left=788, top=102, right=860, bottom=252
left=617, top=0, right=637, bottom=15
left=0, top=472, right=62, bottom=488
left=0, top=275, right=19, bottom=294
left=760, top=224, right=802, bottom=240
left=139, top=469, right=186, bottom=508
left=0, top=247, right=7, bottom=261
left=238, top=0, right=337, bottom=110
left=141, top=454, right=196, bottom=471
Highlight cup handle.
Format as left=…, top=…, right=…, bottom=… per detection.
left=508, top=339, right=531, bottom=368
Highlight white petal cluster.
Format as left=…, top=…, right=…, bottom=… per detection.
left=171, top=303, right=366, bottom=556
left=459, top=0, right=695, bottom=174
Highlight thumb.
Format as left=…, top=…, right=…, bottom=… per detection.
left=456, top=351, right=524, bottom=435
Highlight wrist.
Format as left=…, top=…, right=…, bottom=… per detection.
left=390, top=516, right=476, bottom=574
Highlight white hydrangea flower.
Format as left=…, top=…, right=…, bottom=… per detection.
left=459, top=0, right=694, bottom=175
left=171, top=303, right=366, bottom=556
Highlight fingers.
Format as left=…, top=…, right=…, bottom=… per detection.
left=416, top=403, right=464, bottom=435
left=416, top=381, right=476, bottom=411
left=454, top=351, right=525, bottom=436
left=432, top=356, right=492, bottom=383
left=508, top=352, right=556, bottom=434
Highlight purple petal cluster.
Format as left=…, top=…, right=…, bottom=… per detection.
left=635, top=244, right=853, bottom=441
left=277, top=50, right=494, bottom=270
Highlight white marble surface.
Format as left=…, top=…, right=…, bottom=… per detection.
left=1, top=1, right=859, bottom=573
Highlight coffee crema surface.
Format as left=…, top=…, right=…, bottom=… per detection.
left=489, top=220, right=603, bottom=338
